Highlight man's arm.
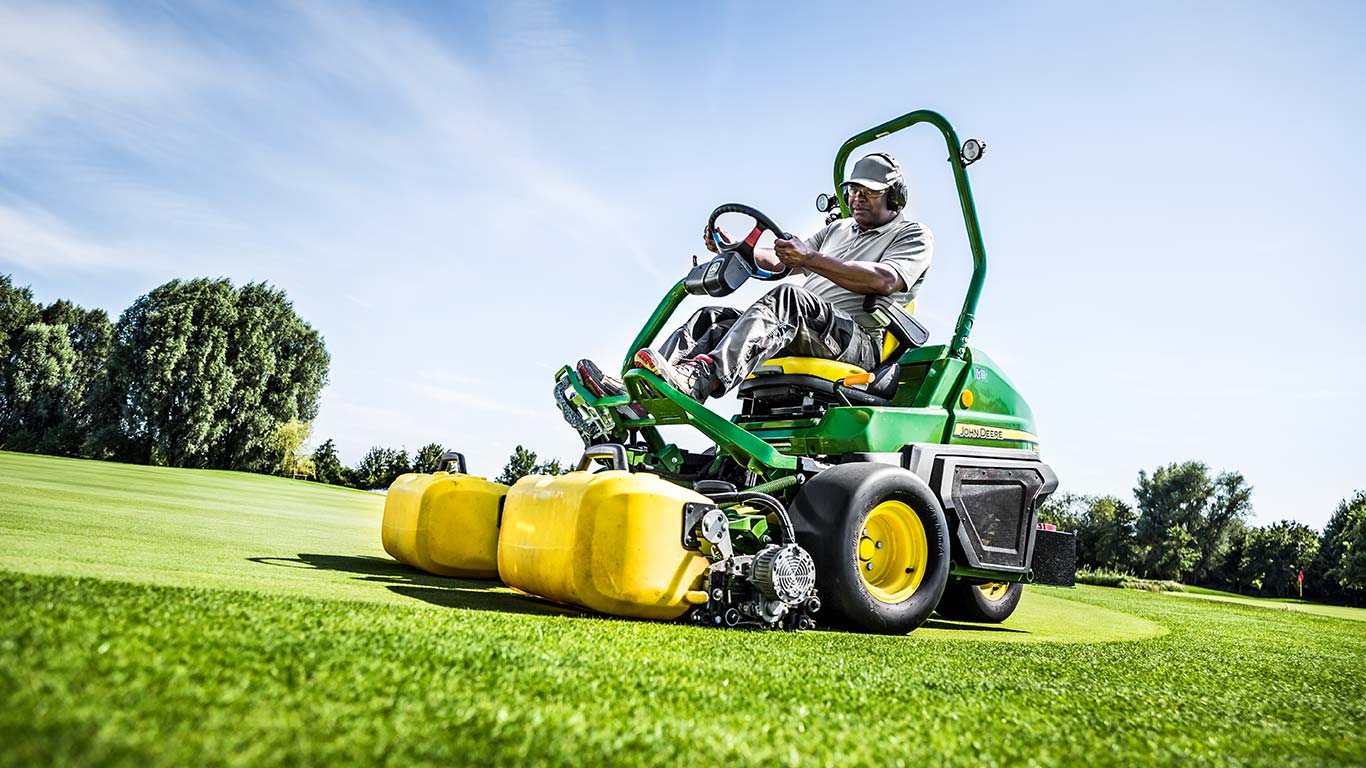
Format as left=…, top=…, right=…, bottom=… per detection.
left=753, top=247, right=804, bottom=276
left=771, top=238, right=904, bottom=295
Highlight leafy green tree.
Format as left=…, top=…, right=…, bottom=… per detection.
left=0, top=323, right=77, bottom=452
left=96, top=279, right=239, bottom=466
left=351, top=446, right=411, bottom=490
left=352, top=447, right=388, bottom=490
left=0, top=274, right=40, bottom=363
left=1197, top=470, right=1254, bottom=583
left=1312, top=491, right=1366, bottom=602
left=1236, top=521, right=1319, bottom=598
left=1134, top=462, right=1251, bottom=582
left=413, top=443, right=447, bottom=474
left=35, top=301, right=113, bottom=455
left=495, top=445, right=567, bottom=485
left=1153, top=524, right=1201, bottom=582
left=1081, top=495, right=1142, bottom=573
left=1214, top=519, right=1252, bottom=591
left=267, top=418, right=313, bottom=477
left=0, top=275, right=42, bottom=444
left=1038, top=492, right=1089, bottom=532
left=93, top=278, right=327, bottom=470
left=207, top=283, right=329, bottom=472
left=310, top=438, right=349, bottom=486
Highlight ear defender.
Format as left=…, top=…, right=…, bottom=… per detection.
left=868, top=152, right=908, bottom=212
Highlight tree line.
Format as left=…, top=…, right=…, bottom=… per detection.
left=307, top=441, right=567, bottom=492
left=3, top=274, right=569, bottom=493
left=1041, top=460, right=1366, bottom=605
left=1, top=274, right=326, bottom=472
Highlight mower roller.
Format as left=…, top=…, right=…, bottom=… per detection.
left=382, top=109, right=1074, bottom=634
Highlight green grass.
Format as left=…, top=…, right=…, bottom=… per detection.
left=2, top=451, right=1365, bottom=766
left=1175, top=585, right=1366, bottom=622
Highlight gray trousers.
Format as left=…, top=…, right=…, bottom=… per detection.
left=659, top=284, right=880, bottom=393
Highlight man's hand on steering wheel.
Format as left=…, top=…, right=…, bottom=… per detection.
left=773, top=235, right=815, bottom=269
left=702, top=224, right=731, bottom=255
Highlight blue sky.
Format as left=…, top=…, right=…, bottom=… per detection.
left=2, top=1, right=1363, bottom=528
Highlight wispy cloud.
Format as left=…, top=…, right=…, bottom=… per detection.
left=488, top=0, right=592, bottom=105
left=421, top=371, right=477, bottom=386
left=0, top=3, right=206, bottom=142
left=0, top=200, right=140, bottom=272
left=411, top=382, right=539, bottom=418
left=0, top=0, right=666, bottom=278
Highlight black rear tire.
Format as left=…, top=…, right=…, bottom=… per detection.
left=935, top=581, right=1023, bottom=623
left=789, top=463, right=950, bottom=634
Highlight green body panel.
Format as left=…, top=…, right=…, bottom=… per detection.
left=745, top=407, right=949, bottom=457
left=945, top=349, right=1041, bottom=452
left=736, top=345, right=1040, bottom=457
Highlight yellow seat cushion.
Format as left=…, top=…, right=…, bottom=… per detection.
left=749, top=357, right=869, bottom=380
left=746, top=301, right=916, bottom=383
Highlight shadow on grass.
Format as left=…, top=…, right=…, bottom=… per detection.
left=386, top=585, right=585, bottom=617
left=920, top=618, right=1028, bottom=634
left=247, top=553, right=579, bottom=618
left=247, top=554, right=1024, bottom=631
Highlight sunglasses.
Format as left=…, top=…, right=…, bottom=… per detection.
left=845, top=184, right=886, bottom=200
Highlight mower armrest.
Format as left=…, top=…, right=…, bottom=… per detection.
left=862, top=296, right=929, bottom=349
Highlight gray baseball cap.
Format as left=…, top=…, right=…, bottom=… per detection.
left=841, top=153, right=900, bottom=191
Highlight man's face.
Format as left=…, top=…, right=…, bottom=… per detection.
left=847, top=184, right=893, bottom=228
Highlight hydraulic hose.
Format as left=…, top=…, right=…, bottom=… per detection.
left=706, top=491, right=795, bottom=546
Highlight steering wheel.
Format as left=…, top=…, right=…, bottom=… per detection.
left=705, top=203, right=794, bottom=281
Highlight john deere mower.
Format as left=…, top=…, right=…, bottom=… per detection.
left=382, top=109, right=1074, bottom=635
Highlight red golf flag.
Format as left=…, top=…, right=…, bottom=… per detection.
left=1298, top=571, right=1304, bottom=582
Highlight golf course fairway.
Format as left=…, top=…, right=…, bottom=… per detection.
left=2, top=450, right=1363, bottom=766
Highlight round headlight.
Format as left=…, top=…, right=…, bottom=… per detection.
left=961, top=138, right=985, bottom=165
left=816, top=192, right=835, bottom=212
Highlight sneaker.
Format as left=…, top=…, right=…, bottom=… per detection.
left=632, top=348, right=717, bottom=403
left=690, top=354, right=720, bottom=401
left=576, top=359, right=648, bottom=420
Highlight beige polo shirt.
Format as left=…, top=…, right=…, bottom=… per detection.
left=801, top=211, right=934, bottom=329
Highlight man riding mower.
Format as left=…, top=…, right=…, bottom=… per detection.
left=580, top=151, right=931, bottom=409
left=382, top=109, right=1074, bottom=635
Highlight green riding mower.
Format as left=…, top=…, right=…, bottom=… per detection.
left=382, top=109, right=1074, bottom=635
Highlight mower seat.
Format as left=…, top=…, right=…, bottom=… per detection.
left=737, top=301, right=920, bottom=413
left=748, top=300, right=916, bottom=380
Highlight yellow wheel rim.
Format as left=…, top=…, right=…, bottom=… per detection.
left=978, top=582, right=1010, bottom=602
left=858, top=500, right=928, bottom=603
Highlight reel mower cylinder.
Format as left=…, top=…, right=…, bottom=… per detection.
left=382, top=471, right=508, bottom=578
left=498, top=470, right=711, bottom=620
